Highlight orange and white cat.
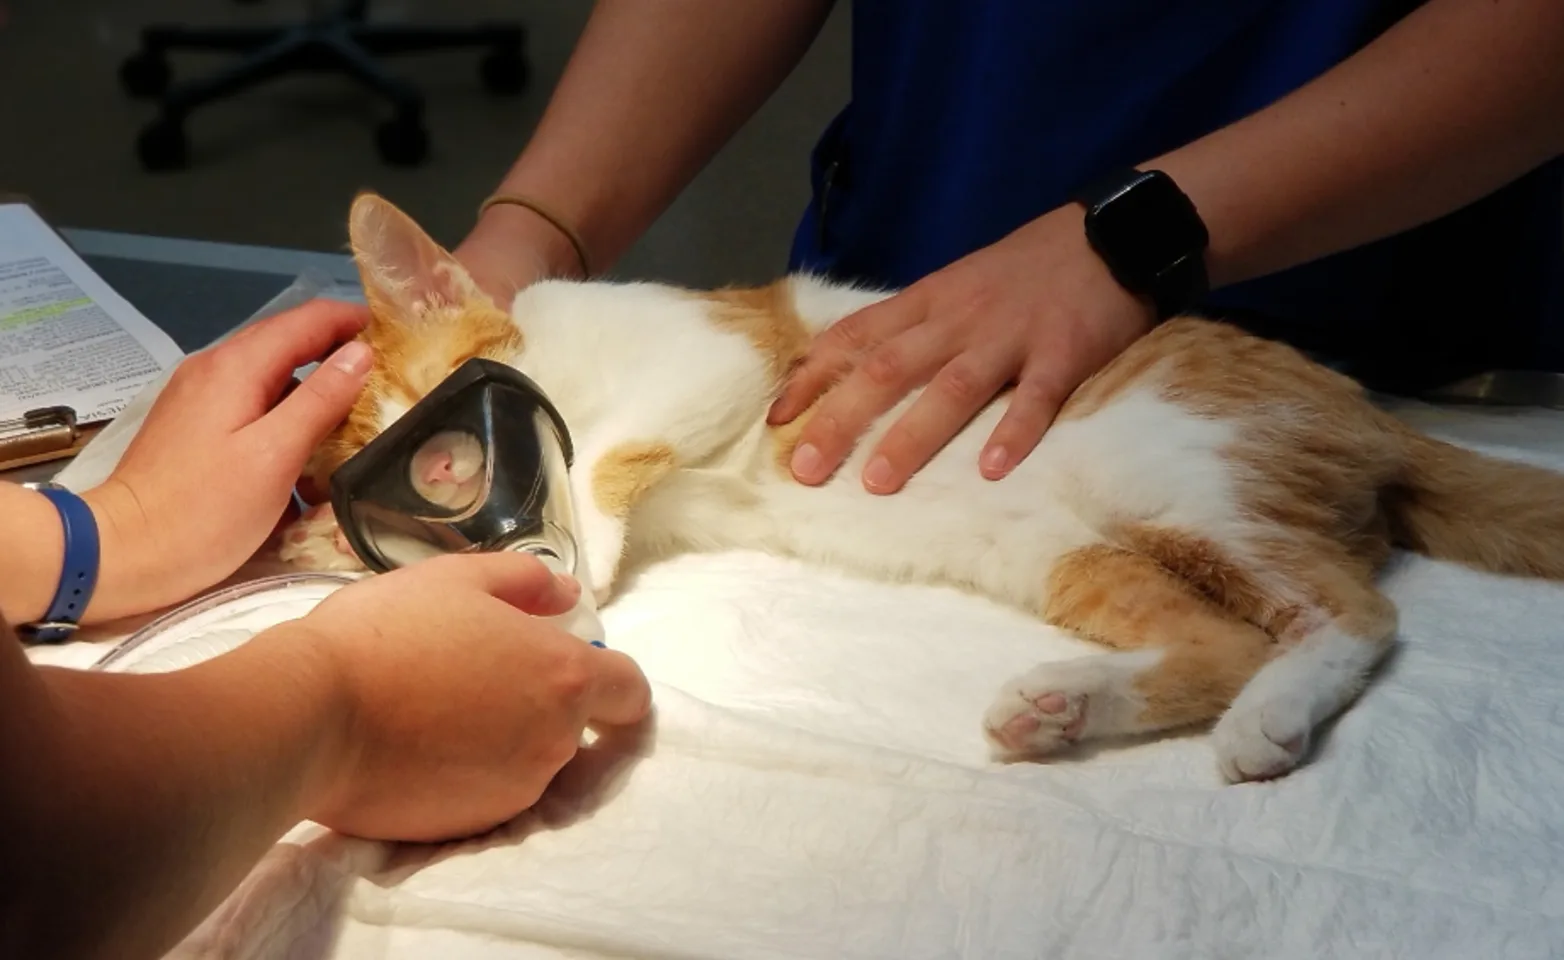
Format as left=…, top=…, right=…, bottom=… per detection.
left=282, top=192, right=1564, bottom=784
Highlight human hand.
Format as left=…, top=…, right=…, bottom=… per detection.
left=291, top=551, right=651, bottom=842
left=83, top=299, right=373, bottom=621
left=766, top=206, right=1158, bottom=493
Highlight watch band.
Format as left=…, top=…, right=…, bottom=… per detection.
left=1072, top=166, right=1144, bottom=210
left=1148, top=250, right=1209, bottom=322
left=19, top=483, right=100, bottom=644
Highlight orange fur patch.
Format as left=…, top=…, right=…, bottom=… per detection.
left=701, top=281, right=813, bottom=380
left=1112, top=522, right=1303, bottom=638
left=692, top=279, right=822, bottom=480
left=1386, top=429, right=1564, bottom=579
left=1057, top=318, right=1418, bottom=650
left=1122, top=322, right=1414, bottom=649
left=591, top=442, right=678, bottom=518
left=1042, top=543, right=1279, bottom=731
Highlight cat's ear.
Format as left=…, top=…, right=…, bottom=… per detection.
left=348, top=192, right=490, bottom=319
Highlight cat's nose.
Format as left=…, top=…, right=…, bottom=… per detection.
left=422, top=453, right=454, bottom=486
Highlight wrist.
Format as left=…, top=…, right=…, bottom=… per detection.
left=1071, top=166, right=1211, bottom=321
left=1006, top=205, right=1159, bottom=334
left=469, top=200, right=584, bottom=272
left=76, top=479, right=158, bottom=625
left=454, top=191, right=593, bottom=305
left=1050, top=204, right=1161, bottom=329
left=240, top=622, right=358, bottom=826
left=1140, top=148, right=1248, bottom=290
left=1, top=481, right=130, bottom=636
left=2, top=483, right=71, bottom=625
left=452, top=203, right=581, bottom=308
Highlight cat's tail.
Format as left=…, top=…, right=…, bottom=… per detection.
left=1384, top=422, right=1564, bottom=580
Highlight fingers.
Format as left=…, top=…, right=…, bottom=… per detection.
left=980, top=369, right=1070, bottom=480
left=249, top=339, right=374, bottom=466
left=426, top=551, right=651, bottom=726
left=428, top=551, right=584, bottom=618
left=858, top=339, right=1020, bottom=493
left=580, top=647, right=653, bottom=727
left=222, top=299, right=373, bottom=407
left=767, top=298, right=919, bottom=425
left=785, top=318, right=958, bottom=486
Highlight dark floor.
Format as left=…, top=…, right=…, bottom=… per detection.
left=0, top=0, right=851, bottom=288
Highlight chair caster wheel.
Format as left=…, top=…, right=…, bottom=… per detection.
left=376, top=116, right=428, bottom=166
left=136, top=119, right=189, bottom=172
left=120, top=51, right=172, bottom=99
left=479, top=49, right=528, bottom=95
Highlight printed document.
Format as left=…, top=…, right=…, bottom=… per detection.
left=0, top=202, right=185, bottom=425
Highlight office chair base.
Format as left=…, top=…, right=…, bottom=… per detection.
left=137, top=120, right=189, bottom=172
left=374, top=114, right=429, bottom=167
left=122, top=7, right=528, bottom=171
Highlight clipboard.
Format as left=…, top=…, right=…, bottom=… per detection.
left=0, top=406, right=106, bottom=471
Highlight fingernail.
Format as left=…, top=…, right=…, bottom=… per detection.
left=767, top=395, right=793, bottom=425
left=981, top=445, right=1009, bottom=476
left=329, top=340, right=372, bottom=375
left=555, top=572, right=581, bottom=596
left=791, top=442, right=823, bottom=481
left=863, top=456, right=896, bottom=491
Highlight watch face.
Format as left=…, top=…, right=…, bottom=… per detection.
left=1086, top=172, right=1209, bottom=286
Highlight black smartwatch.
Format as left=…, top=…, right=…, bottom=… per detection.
left=1073, top=167, right=1210, bottom=322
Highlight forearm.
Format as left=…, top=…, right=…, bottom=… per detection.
left=1149, top=0, right=1564, bottom=289
left=461, top=0, right=837, bottom=275
left=0, top=621, right=346, bottom=960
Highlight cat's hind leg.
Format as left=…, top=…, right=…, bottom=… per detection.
left=1209, top=559, right=1395, bottom=783
left=983, top=544, right=1278, bottom=763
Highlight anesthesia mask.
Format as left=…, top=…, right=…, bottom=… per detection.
left=328, top=357, right=604, bottom=645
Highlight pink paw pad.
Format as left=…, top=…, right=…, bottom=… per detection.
left=1027, top=692, right=1088, bottom=741
left=992, top=713, right=1041, bottom=751
left=1032, top=693, right=1068, bottom=714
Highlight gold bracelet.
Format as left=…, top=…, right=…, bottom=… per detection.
left=477, top=193, right=594, bottom=279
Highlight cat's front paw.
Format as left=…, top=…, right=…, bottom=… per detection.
left=1210, top=693, right=1312, bottom=783
left=576, top=508, right=627, bottom=609
left=586, top=550, right=619, bottom=609
left=277, top=502, right=368, bottom=573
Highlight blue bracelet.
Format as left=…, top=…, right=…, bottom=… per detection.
left=19, top=483, right=100, bottom=644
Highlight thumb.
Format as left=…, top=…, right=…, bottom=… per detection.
left=257, top=340, right=374, bottom=463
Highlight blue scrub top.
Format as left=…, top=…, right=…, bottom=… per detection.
left=787, top=0, right=1564, bottom=393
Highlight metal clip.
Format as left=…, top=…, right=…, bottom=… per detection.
left=0, top=405, right=80, bottom=463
